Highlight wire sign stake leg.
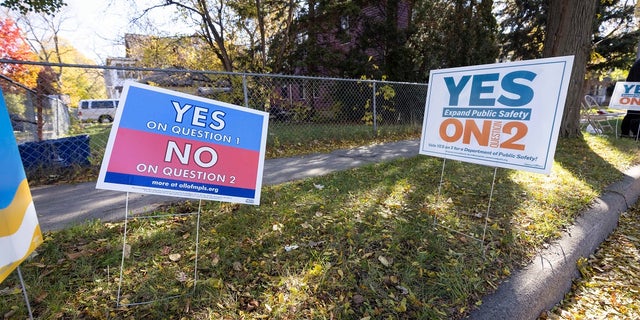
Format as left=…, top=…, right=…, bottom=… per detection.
left=481, top=167, right=499, bottom=258
left=17, top=266, right=34, bottom=320
left=193, top=199, right=203, bottom=295
left=116, top=192, right=130, bottom=308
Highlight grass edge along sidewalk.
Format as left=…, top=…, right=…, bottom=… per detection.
left=2, top=134, right=640, bottom=319
left=469, top=164, right=640, bottom=319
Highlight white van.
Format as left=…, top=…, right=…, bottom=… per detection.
left=77, top=99, right=119, bottom=123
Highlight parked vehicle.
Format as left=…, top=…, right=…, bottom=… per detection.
left=77, top=99, right=119, bottom=123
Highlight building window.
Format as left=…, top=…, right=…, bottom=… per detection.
left=340, top=16, right=349, bottom=30
left=296, top=32, right=308, bottom=44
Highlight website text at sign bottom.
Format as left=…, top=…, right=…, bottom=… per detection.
left=428, top=144, right=539, bottom=162
left=151, top=180, right=219, bottom=193
left=104, top=172, right=256, bottom=198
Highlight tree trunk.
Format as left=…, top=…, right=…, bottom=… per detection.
left=255, top=0, right=267, bottom=70
left=543, top=0, right=598, bottom=138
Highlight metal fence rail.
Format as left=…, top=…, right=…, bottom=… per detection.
left=1, top=60, right=428, bottom=180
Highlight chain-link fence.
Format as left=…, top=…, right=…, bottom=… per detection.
left=1, top=60, right=428, bottom=181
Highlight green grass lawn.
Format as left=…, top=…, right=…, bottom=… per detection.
left=3, top=133, right=640, bottom=319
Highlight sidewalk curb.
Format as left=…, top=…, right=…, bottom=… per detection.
left=469, top=165, right=640, bottom=319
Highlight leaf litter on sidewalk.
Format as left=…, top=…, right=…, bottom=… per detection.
left=541, top=206, right=640, bottom=319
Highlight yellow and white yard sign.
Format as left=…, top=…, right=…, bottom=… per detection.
left=0, top=91, right=43, bottom=283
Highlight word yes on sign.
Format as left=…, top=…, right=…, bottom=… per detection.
left=609, top=81, right=640, bottom=111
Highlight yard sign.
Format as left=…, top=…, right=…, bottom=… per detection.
left=420, top=56, right=574, bottom=174
left=608, top=81, right=640, bottom=111
left=0, top=91, right=43, bottom=283
left=97, top=81, right=269, bottom=205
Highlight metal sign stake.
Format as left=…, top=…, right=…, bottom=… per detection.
left=17, top=266, right=34, bottom=320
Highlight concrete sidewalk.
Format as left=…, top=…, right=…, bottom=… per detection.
left=31, top=139, right=420, bottom=232
left=29, top=139, right=640, bottom=319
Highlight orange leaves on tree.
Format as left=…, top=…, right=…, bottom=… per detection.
left=0, top=18, right=39, bottom=89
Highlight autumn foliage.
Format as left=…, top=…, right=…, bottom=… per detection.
left=0, top=17, right=40, bottom=90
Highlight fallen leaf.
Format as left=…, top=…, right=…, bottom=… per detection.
left=176, top=271, right=188, bottom=282
left=308, top=240, right=325, bottom=247
left=34, top=292, right=48, bottom=303
left=378, top=255, right=392, bottom=267
left=123, top=244, right=131, bottom=259
left=245, top=298, right=259, bottom=311
left=66, top=250, right=92, bottom=260
left=29, top=262, right=47, bottom=268
left=396, top=285, right=409, bottom=295
left=395, top=298, right=407, bottom=312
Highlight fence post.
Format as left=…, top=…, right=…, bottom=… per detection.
left=372, top=81, right=378, bottom=135
left=242, top=74, right=249, bottom=108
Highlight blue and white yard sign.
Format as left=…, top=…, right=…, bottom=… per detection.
left=609, top=81, right=640, bottom=111
left=420, top=56, right=574, bottom=174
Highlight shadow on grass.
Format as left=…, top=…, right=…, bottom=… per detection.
left=4, top=134, right=638, bottom=319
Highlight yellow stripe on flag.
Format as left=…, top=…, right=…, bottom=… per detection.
left=0, top=179, right=32, bottom=237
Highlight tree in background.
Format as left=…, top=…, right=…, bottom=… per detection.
left=0, top=0, right=65, bottom=14
left=543, top=0, right=598, bottom=138
left=228, top=0, right=302, bottom=72
left=285, top=0, right=365, bottom=77
left=126, top=34, right=222, bottom=71
left=498, top=0, right=639, bottom=74
left=589, top=0, right=640, bottom=73
left=136, top=0, right=302, bottom=73
left=34, top=65, right=57, bottom=140
left=497, top=0, right=546, bottom=61
left=132, top=0, right=235, bottom=72
left=409, top=0, right=498, bottom=80
left=274, top=0, right=420, bottom=81
left=499, top=0, right=635, bottom=137
left=0, top=17, right=40, bottom=90
left=345, top=0, right=415, bottom=81
left=12, top=8, right=107, bottom=105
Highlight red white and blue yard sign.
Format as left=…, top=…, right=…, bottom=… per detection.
left=609, top=81, right=640, bottom=111
left=419, top=56, right=574, bottom=174
left=97, top=81, right=269, bottom=205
